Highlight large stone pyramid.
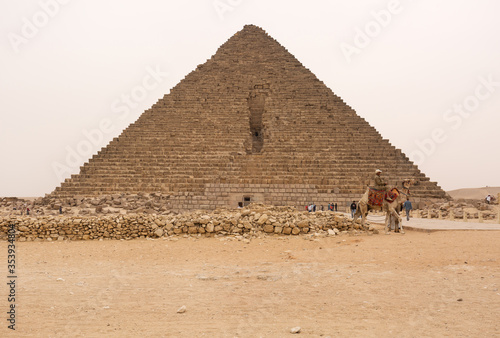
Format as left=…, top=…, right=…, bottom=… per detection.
left=50, top=25, right=448, bottom=210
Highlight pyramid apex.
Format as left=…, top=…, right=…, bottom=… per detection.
left=241, top=24, right=267, bottom=33
left=243, top=24, right=262, bottom=29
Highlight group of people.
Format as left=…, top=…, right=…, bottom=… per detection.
left=13, top=203, right=31, bottom=216
left=305, top=169, right=415, bottom=222
left=306, top=203, right=316, bottom=212
left=305, top=203, right=338, bottom=212
left=10, top=203, right=63, bottom=216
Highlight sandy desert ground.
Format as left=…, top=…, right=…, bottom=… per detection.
left=1, top=224, right=499, bottom=337
left=447, top=187, right=500, bottom=201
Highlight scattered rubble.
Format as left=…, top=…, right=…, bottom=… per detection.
left=418, top=199, right=498, bottom=220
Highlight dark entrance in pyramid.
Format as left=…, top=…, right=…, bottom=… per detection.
left=50, top=25, right=448, bottom=210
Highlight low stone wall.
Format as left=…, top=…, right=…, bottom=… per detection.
left=0, top=204, right=368, bottom=242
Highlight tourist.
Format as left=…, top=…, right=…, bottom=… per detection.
left=486, top=195, right=491, bottom=204
left=26, top=207, right=30, bottom=216
left=403, top=197, right=413, bottom=221
left=334, top=203, right=338, bottom=211
left=350, top=201, right=357, bottom=218
left=59, top=206, right=63, bottom=214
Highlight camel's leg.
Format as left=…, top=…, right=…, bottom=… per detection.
left=356, top=190, right=370, bottom=229
left=353, top=201, right=362, bottom=224
left=385, top=211, right=391, bottom=234
left=398, top=217, right=405, bottom=234
left=359, top=202, right=368, bottom=229
left=352, top=206, right=360, bottom=223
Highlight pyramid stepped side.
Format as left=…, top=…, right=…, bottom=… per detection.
left=50, top=25, right=448, bottom=210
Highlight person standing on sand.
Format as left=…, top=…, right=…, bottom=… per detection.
left=403, top=197, right=413, bottom=221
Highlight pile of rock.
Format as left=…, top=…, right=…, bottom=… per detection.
left=419, top=200, right=498, bottom=220
left=0, top=203, right=369, bottom=242
left=0, top=193, right=181, bottom=217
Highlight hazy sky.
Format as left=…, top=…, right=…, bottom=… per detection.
left=1, top=0, right=499, bottom=197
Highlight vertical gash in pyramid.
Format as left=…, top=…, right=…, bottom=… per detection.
left=50, top=25, right=448, bottom=210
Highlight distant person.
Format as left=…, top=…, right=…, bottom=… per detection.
left=403, top=197, right=413, bottom=221
left=350, top=201, right=357, bottom=218
left=26, top=207, right=30, bottom=216
left=334, top=203, right=338, bottom=211
left=486, top=195, right=491, bottom=204
left=59, top=206, right=63, bottom=214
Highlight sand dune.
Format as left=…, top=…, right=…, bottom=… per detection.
left=447, top=187, right=500, bottom=200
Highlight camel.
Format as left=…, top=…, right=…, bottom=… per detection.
left=353, top=179, right=415, bottom=234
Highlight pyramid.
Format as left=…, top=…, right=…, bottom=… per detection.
left=50, top=25, right=448, bottom=210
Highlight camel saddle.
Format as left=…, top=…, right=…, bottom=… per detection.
left=385, top=187, right=400, bottom=203
left=368, top=187, right=400, bottom=206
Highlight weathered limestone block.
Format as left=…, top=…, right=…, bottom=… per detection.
left=257, top=214, right=268, bottom=225
left=263, top=224, right=274, bottom=233
left=297, top=220, right=308, bottom=228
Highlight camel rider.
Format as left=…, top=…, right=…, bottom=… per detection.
left=374, top=169, right=388, bottom=191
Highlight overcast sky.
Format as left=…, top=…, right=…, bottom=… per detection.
left=1, top=0, right=499, bottom=197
